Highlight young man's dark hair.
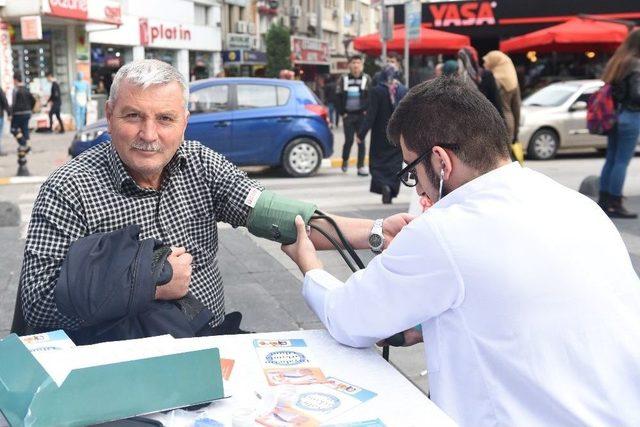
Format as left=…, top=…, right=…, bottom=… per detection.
left=13, top=72, right=22, bottom=82
left=45, top=71, right=54, bottom=78
left=387, top=51, right=402, bottom=62
left=388, top=76, right=510, bottom=181
left=348, top=54, right=363, bottom=63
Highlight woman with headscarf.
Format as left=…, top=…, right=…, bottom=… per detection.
left=457, top=46, right=503, bottom=117
left=357, top=64, right=408, bottom=204
left=483, top=50, right=522, bottom=144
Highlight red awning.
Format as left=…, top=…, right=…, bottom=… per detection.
left=353, top=24, right=470, bottom=55
left=500, top=17, right=631, bottom=54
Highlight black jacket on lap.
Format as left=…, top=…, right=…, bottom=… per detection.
left=55, top=224, right=214, bottom=345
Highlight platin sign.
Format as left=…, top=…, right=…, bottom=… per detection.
left=291, top=36, right=330, bottom=65
left=47, top=0, right=89, bottom=21
left=429, top=1, right=497, bottom=27
left=139, top=18, right=192, bottom=47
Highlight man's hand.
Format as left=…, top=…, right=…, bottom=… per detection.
left=383, top=213, right=416, bottom=249
left=355, top=135, right=363, bottom=145
left=155, top=247, right=192, bottom=300
left=281, top=215, right=323, bottom=275
left=377, top=327, right=424, bottom=347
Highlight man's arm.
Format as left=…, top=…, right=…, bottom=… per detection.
left=20, top=184, right=88, bottom=330
left=283, top=216, right=462, bottom=348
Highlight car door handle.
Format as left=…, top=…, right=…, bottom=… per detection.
left=277, top=117, right=293, bottom=122
left=214, top=121, right=230, bottom=128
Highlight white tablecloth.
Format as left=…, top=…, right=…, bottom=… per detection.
left=148, top=329, right=457, bottom=427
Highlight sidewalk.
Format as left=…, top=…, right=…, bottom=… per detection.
left=0, top=130, right=71, bottom=179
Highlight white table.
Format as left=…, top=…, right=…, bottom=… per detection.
left=148, top=330, right=456, bottom=427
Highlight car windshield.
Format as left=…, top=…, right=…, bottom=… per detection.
left=523, top=84, right=579, bottom=107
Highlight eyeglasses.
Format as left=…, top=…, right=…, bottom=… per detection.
left=396, top=151, right=430, bottom=187
left=396, top=145, right=460, bottom=187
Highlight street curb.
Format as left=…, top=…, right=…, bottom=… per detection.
left=323, top=157, right=370, bottom=169
left=0, top=176, right=47, bottom=185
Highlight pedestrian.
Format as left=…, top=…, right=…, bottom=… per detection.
left=324, top=74, right=338, bottom=128
left=282, top=76, right=640, bottom=427
left=356, top=64, right=407, bottom=204
left=442, top=60, right=459, bottom=76
left=10, top=73, right=35, bottom=153
left=313, top=73, right=326, bottom=105
left=0, top=83, right=10, bottom=156
left=434, top=62, right=444, bottom=78
left=483, top=51, right=521, bottom=146
left=46, top=72, right=64, bottom=133
left=598, top=29, right=640, bottom=218
left=336, top=55, right=371, bottom=176
left=72, top=72, right=90, bottom=130
left=457, top=46, right=503, bottom=117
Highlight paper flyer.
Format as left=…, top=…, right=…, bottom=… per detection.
left=256, top=377, right=377, bottom=426
left=19, top=330, right=76, bottom=353
left=254, top=339, right=327, bottom=386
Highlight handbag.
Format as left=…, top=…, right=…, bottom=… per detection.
left=510, top=141, right=525, bottom=165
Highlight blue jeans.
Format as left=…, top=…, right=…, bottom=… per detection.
left=600, top=109, right=640, bottom=196
left=0, top=116, right=4, bottom=152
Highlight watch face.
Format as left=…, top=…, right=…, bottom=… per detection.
left=369, top=234, right=382, bottom=248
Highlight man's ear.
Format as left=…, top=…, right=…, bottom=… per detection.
left=105, top=101, right=114, bottom=134
left=432, top=146, right=453, bottom=181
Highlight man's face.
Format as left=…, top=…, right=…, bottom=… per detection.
left=105, top=80, right=188, bottom=186
left=400, top=137, right=440, bottom=204
left=46, top=75, right=53, bottom=82
left=387, top=57, right=400, bottom=70
left=349, top=59, right=363, bottom=76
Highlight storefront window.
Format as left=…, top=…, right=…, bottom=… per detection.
left=189, top=51, right=213, bottom=81
left=91, top=44, right=131, bottom=95
left=145, top=49, right=177, bottom=67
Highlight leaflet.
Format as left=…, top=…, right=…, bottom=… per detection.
left=254, top=338, right=327, bottom=386
left=256, top=377, right=377, bottom=426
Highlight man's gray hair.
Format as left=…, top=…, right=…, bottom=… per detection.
left=109, top=59, right=189, bottom=108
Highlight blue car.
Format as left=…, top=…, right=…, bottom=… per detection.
left=69, top=78, right=333, bottom=177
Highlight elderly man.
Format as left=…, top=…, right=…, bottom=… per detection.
left=19, top=59, right=410, bottom=342
left=282, top=77, right=640, bottom=426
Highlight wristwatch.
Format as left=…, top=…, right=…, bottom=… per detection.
left=368, top=218, right=385, bottom=253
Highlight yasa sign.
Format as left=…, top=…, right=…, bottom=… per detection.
left=429, top=1, right=497, bottom=27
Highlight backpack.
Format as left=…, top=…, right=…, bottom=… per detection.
left=587, top=84, right=617, bottom=135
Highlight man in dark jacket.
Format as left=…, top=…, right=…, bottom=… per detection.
left=46, top=72, right=64, bottom=133
left=336, top=55, right=371, bottom=176
left=10, top=73, right=35, bottom=151
left=0, top=84, right=9, bottom=156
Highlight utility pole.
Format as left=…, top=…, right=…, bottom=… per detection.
left=380, top=0, right=387, bottom=62
left=356, top=0, right=361, bottom=36
left=316, top=0, right=323, bottom=39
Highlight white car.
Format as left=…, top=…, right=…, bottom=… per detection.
left=519, top=79, right=607, bottom=160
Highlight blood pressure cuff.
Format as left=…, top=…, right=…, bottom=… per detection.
left=246, top=189, right=317, bottom=244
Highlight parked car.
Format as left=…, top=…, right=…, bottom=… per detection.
left=519, top=79, right=606, bottom=160
left=69, top=78, right=333, bottom=177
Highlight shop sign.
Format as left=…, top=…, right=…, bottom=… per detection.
left=88, top=0, right=122, bottom=25
left=429, top=1, right=497, bottom=27
left=227, top=33, right=254, bottom=50
left=243, top=50, right=267, bottom=63
left=139, top=18, right=192, bottom=47
left=46, top=0, right=89, bottom=21
left=0, top=22, right=13, bottom=98
left=291, top=36, right=330, bottom=65
left=20, top=16, right=42, bottom=41
left=222, top=50, right=242, bottom=63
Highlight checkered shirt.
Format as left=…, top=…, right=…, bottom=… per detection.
left=19, top=140, right=264, bottom=330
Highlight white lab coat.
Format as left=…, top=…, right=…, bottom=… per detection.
left=304, top=162, right=640, bottom=426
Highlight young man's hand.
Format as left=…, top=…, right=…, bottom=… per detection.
left=155, top=247, right=192, bottom=300
left=281, top=215, right=323, bottom=275
left=382, top=213, right=416, bottom=249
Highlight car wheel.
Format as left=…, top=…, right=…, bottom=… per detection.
left=527, top=129, right=559, bottom=160
left=282, top=138, right=322, bottom=177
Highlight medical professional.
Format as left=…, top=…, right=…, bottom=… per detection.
left=282, top=77, right=640, bottom=426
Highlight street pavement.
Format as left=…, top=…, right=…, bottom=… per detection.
left=2, top=127, right=640, bottom=396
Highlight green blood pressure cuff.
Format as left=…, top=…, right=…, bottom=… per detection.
left=246, top=189, right=317, bottom=245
